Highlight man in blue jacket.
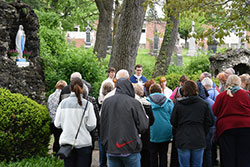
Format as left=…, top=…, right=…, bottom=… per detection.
left=130, top=64, right=147, bottom=86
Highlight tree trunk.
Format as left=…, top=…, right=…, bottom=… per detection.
left=109, top=0, right=146, bottom=75
left=152, top=14, right=179, bottom=78
left=112, top=0, right=122, bottom=43
left=93, top=0, right=113, bottom=60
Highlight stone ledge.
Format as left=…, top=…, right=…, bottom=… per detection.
left=16, top=61, right=30, bottom=67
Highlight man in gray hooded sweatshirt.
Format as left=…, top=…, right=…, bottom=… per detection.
left=100, top=78, right=149, bottom=167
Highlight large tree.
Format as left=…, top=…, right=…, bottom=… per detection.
left=152, top=11, right=179, bottom=77
left=109, top=0, right=147, bottom=75
left=152, top=0, right=250, bottom=77
left=93, top=0, right=113, bottom=60
left=44, top=0, right=98, bottom=30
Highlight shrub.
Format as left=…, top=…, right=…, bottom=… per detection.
left=0, top=156, right=63, bottom=167
left=185, top=53, right=211, bottom=75
left=0, top=88, right=51, bottom=162
left=38, top=11, right=106, bottom=98
left=42, top=46, right=106, bottom=98
left=154, top=73, right=201, bottom=90
left=167, top=64, right=186, bottom=75
left=154, top=73, right=219, bottom=91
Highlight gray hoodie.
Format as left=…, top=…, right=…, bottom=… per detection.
left=100, top=79, right=149, bottom=154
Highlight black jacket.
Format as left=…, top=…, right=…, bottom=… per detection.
left=170, top=96, right=214, bottom=150
left=100, top=79, right=149, bottom=154
left=59, top=79, right=90, bottom=103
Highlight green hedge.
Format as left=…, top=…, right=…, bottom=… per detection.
left=184, top=53, right=211, bottom=75
left=38, top=14, right=106, bottom=98
left=41, top=44, right=106, bottom=97
left=0, top=88, right=51, bottom=162
left=154, top=73, right=219, bottom=90
left=0, top=156, right=63, bottom=167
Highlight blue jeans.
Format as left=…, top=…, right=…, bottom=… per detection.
left=204, top=128, right=214, bottom=167
left=98, top=138, right=107, bottom=167
left=177, top=148, right=204, bottom=167
left=107, top=153, right=141, bottom=167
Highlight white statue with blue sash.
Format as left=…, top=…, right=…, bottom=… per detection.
left=15, top=25, right=26, bottom=62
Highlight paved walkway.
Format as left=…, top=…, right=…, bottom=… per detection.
left=50, top=138, right=220, bottom=167
left=92, top=149, right=99, bottom=167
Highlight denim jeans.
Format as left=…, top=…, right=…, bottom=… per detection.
left=107, top=153, right=141, bottom=167
left=203, top=128, right=214, bottom=167
left=98, top=138, right=107, bottom=167
left=177, top=148, right=204, bottom=167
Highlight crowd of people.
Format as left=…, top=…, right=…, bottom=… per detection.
left=47, top=64, right=250, bottom=167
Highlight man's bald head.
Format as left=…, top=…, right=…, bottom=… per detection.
left=70, top=72, right=82, bottom=81
left=116, top=69, right=129, bottom=79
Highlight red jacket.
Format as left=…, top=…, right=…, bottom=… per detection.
left=212, top=89, right=250, bottom=138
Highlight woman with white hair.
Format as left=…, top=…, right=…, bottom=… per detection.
left=201, top=77, right=219, bottom=101
left=212, top=75, right=250, bottom=167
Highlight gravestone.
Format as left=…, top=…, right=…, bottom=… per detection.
left=0, top=1, right=46, bottom=104
left=187, top=21, right=197, bottom=56
left=176, top=33, right=183, bottom=66
left=153, top=33, right=159, bottom=56
left=85, top=25, right=91, bottom=47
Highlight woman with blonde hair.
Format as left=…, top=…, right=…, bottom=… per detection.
left=212, top=75, right=250, bottom=167
left=47, top=80, right=67, bottom=154
left=159, top=77, right=172, bottom=98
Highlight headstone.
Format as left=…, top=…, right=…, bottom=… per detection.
left=175, top=33, right=183, bottom=66
left=187, top=21, right=197, bottom=56
left=85, top=24, right=91, bottom=47
left=67, top=33, right=71, bottom=44
left=153, top=32, right=159, bottom=56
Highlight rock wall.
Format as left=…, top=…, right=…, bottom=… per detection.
left=0, top=2, right=46, bottom=104
left=209, top=48, right=250, bottom=76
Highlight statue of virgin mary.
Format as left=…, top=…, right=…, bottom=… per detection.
left=15, top=25, right=26, bottom=59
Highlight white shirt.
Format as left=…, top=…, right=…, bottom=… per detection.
left=134, top=75, right=143, bottom=86
left=98, top=78, right=114, bottom=104
left=163, top=87, right=173, bottom=98
left=54, top=93, right=96, bottom=148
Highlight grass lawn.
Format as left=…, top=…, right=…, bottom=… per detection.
left=137, top=48, right=192, bottom=66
